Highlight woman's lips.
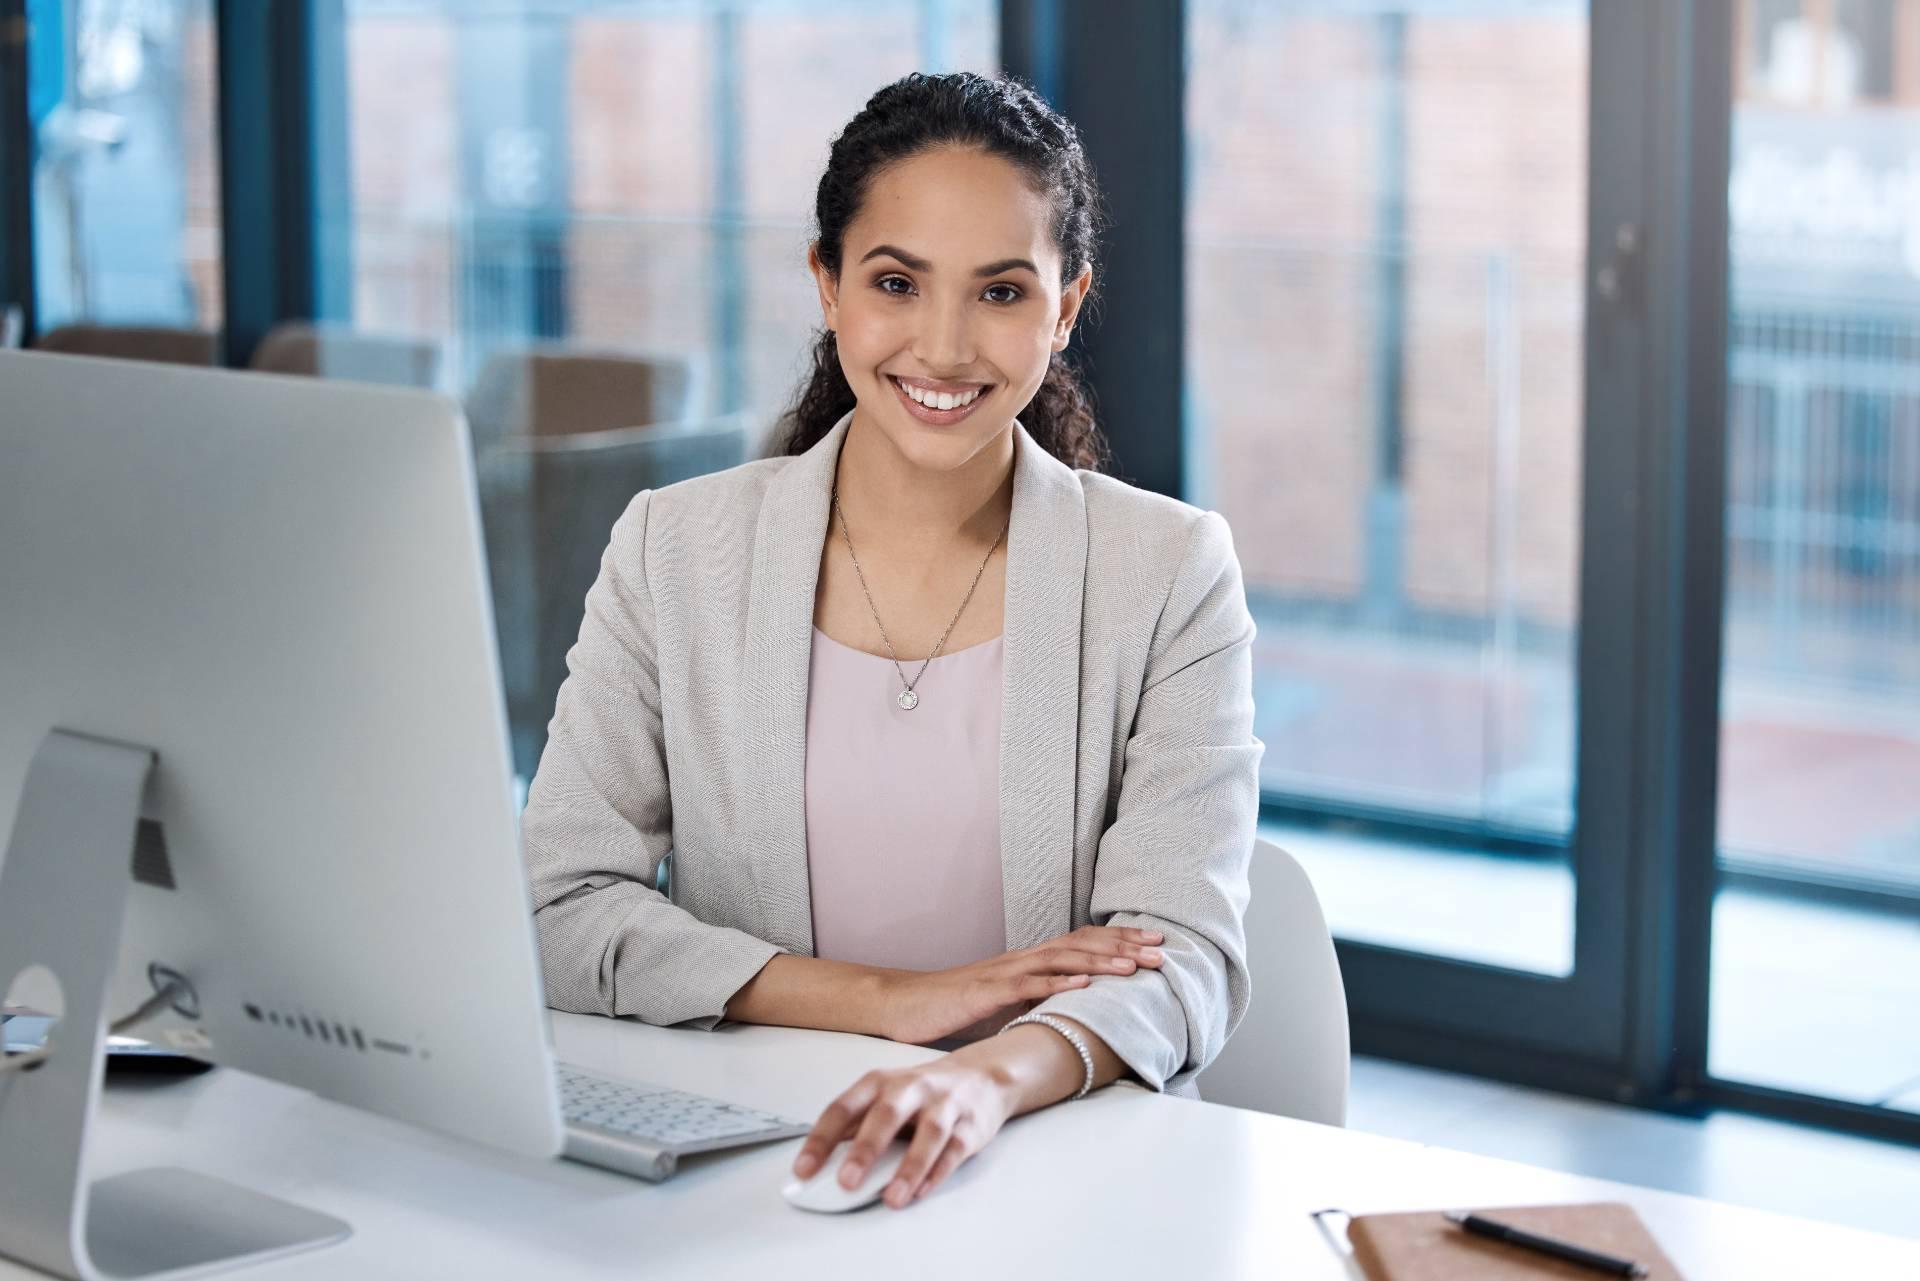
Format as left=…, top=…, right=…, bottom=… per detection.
left=888, top=375, right=991, bottom=426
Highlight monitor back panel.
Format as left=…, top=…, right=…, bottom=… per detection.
left=0, top=350, right=563, bottom=1159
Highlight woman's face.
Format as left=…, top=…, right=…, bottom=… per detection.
left=811, top=145, right=1091, bottom=473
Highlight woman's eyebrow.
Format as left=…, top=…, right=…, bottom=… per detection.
left=858, top=244, right=1040, bottom=278
left=860, top=244, right=933, bottom=272
left=972, top=257, right=1039, bottom=278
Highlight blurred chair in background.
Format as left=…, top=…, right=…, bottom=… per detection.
left=1196, top=837, right=1351, bottom=1126
left=478, top=415, right=749, bottom=782
left=34, top=323, right=219, bottom=365
left=465, top=343, right=702, bottom=453
left=250, top=320, right=443, bottom=390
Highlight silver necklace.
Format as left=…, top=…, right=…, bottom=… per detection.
left=830, top=485, right=1007, bottom=711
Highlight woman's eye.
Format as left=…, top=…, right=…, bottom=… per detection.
left=877, top=275, right=914, bottom=296
left=983, top=284, right=1022, bottom=304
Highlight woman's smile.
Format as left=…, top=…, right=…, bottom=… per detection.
left=886, top=374, right=994, bottom=426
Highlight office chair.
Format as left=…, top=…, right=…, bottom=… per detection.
left=35, top=323, right=219, bottom=366
left=250, top=320, right=443, bottom=390
left=1196, top=837, right=1351, bottom=1126
left=477, top=416, right=750, bottom=783
left=465, top=343, right=702, bottom=453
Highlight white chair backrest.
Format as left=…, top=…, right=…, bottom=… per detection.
left=1196, top=837, right=1350, bottom=1126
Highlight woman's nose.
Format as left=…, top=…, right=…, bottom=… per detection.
left=913, top=298, right=975, bottom=370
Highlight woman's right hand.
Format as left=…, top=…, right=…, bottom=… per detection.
left=874, top=924, right=1167, bottom=1046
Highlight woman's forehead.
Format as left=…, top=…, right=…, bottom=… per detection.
left=847, top=147, right=1062, bottom=276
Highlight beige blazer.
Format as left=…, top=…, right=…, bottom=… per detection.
left=522, top=412, right=1263, bottom=1096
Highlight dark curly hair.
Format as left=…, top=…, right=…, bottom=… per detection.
left=765, top=71, right=1111, bottom=473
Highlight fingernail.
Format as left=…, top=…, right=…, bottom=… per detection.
left=1111, top=958, right=1133, bottom=970
left=887, top=1181, right=907, bottom=1204
left=841, top=1164, right=862, bottom=1187
left=1147, top=931, right=1163, bottom=941
left=1141, top=948, right=1163, bottom=962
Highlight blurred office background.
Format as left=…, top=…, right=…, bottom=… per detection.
left=3, top=0, right=1915, bottom=1238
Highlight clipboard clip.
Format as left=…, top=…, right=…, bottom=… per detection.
left=1309, top=1207, right=1356, bottom=1259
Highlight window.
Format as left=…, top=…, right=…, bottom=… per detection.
left=29, top=0, right=223, bottom=334
left=1738, top=0, right=1920, bottom=107
left=1188, top=0, right=1588, bottom=974
left=334, top=0, right=997, bottom=782
left=1711, top=0, right=1920, bottom=1110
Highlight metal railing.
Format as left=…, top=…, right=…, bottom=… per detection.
left=1726, top=303, right=1920, bottom=690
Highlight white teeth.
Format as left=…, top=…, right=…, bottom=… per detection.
left=897, top=379, right=982, bottom=411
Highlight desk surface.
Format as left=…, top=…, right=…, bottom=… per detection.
left=10, top=1014, right=1916, bottom=1280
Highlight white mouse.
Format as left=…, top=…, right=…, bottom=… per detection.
left=781, top=1139, right=912, bottom=1213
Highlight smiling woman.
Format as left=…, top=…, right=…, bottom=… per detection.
left=522, top=71, right=1262, bottom=1216
left=768, top=74, right=1108, bottom=476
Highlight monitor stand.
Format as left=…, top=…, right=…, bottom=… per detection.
left=0, top=730, right=350, bottom=1280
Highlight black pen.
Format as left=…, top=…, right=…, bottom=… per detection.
left=1444, top=1211, right=1650, bottom=1278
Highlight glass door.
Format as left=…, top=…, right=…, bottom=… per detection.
left=1186, top=1, right=1589, bottom=981
left=1706, top=0, right=1920, bottom=1131
left=1182, top=0, right=1672, bottom=1070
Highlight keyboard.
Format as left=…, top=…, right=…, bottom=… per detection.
left=556, top=1062, right=813, bottom=1182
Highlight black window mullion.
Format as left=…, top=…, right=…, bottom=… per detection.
left=1000, top=0, right=1184, bottom=498
left=1, top=0, right=33, bottom=341
left=216, top=0, right=350, bottom=368
left=1625, top=0, right=1732, bottom=1107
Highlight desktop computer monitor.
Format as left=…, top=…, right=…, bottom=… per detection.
left=0, top=350, right=565, bottom=1279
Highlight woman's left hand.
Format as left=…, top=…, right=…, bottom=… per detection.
left=789, top=1052, right=1016, bottom=1210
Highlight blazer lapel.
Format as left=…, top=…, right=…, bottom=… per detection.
left=736, top=414, right=845, bottom=955
left=734, top=413, right=1087, bottom=958
left=997, top=428, right=1087, bottom=951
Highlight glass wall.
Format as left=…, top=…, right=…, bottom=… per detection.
left=1709, top=0, right=1920, bottom=1110
left=29, top=0, right=223, bottom=338
left=1187, top=0, right=1587, bottom=975
left=335, top=0, right=997, bottom=782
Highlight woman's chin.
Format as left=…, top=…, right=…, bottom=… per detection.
left=866, top=412, right=1003, bottom=470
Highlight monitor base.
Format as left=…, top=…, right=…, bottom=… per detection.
left=85, top=1168, right=348, bottom=1280
left=0, top=731, right=351, bottom=1280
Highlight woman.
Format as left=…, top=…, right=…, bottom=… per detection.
left=523, top=72, right=1261, bottom=1211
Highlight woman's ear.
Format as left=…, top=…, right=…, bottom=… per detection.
left=808, top=242, right=840, bottom=330
left=1052, top=266, right=1093, bottom=351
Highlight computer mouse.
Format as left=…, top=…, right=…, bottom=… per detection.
left=781, top=1139, right=911, bottom=1213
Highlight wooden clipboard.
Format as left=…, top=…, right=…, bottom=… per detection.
left=1331, top=1203, right=1685, bottom=1280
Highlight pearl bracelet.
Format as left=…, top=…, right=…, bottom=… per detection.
left=1000, top=1012, right=1094, bottom=1101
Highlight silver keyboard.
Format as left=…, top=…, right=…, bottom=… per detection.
left=556, top=1063, right=811, bottom=1183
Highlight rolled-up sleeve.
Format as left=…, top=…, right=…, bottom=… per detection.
left=521, top=490, right=781, bottom=1028
left=1029, top=510, right=1262, bottom=1094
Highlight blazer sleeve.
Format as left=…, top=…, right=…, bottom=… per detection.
left=520, top=490, right=782, bottom=1028
left=1028, top=509, right=1262, bottom=1094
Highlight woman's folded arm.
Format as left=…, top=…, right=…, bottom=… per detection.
left=1026, top=510, right=1262, bottom=1093
left=522, top=489, right=781, bottom=1028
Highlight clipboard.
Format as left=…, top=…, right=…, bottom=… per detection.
left=1316, top=1203, right=1686, bottom=1280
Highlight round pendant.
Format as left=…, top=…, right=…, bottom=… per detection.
left=897, top=689, right=919, bottom=711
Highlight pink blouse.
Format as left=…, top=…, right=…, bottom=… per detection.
left=803, top=626, right=1008, bottom=983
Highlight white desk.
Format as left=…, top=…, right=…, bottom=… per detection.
left=8, top=1014, right=1916, bottom=1280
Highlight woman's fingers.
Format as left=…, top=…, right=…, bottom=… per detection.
left=1071, top=924, right=1163, bottom=947
left=837, top=1080, right=923, bottom=1188
left=791, top=1071, right=883, bottom=1179
left=1025, top=945, right=1165, bottom=976
left=914, top=1124, right=977, bottom=1201
left=1016, top=973, right=1090, bottom=1002
left=883, top=1102, right=958, bottom=1209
